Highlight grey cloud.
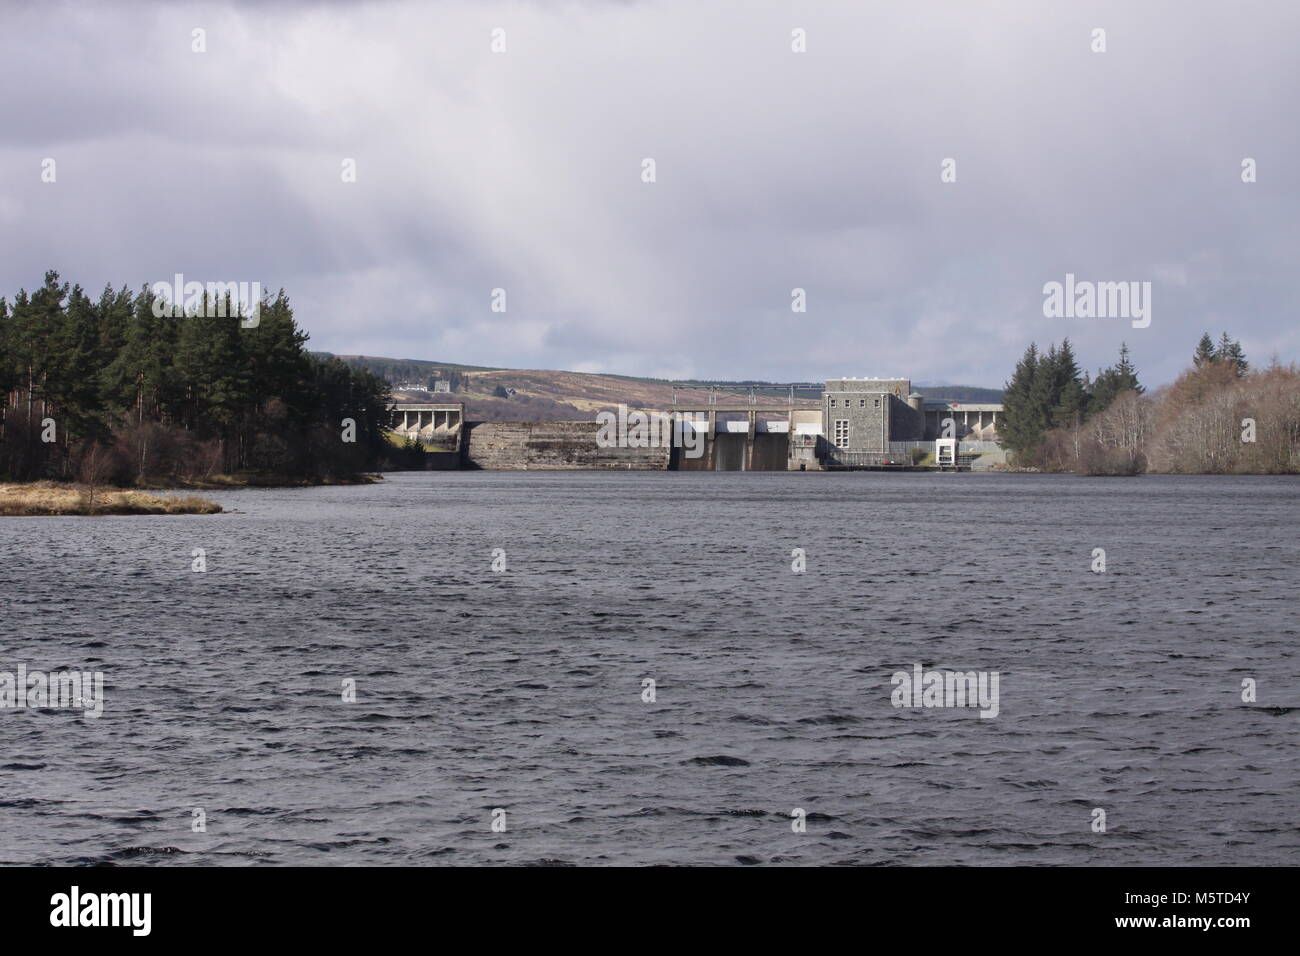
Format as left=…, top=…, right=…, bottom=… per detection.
left=1, top=0, right=1297, bottom=388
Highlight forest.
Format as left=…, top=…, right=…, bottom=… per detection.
left=0, top=271, right=396, bottom=486
left=1000, top=333, right=1300, bottom=475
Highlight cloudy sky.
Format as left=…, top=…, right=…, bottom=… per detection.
left=2, top=0, right=1296, bottom=388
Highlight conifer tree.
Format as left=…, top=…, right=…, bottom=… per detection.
left=1, top=270, right=401, bottom=482
left=1222, top=338, right=1248, bottom=377
left=1112, top=342, right=1142, bottom=393
left=1091, top=342, right=1144, bottom=415
left=0, top=298, right=11, bottom=438
left=1000, top=343, right=1044, bottom=455
left=1217, top=332, right=1235, bottom=367
left=1193, top=332, right=1216, bottom=369
left=1049, top=339, right=1089, bottom=429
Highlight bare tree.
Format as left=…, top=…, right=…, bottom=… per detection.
left=78, top=442, right=111, bottom=514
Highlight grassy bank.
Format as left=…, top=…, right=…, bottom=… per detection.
left=0, top=482, right=222, bottom=516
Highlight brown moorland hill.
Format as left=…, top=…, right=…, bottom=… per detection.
left=393, top=368, right=817, bottom=422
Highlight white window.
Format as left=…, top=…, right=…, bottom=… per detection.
left=833, top=419, right=850, bottom=448
left=859, top=398, right=866, bottom=408
left=874, top=398, right=881, bottom=408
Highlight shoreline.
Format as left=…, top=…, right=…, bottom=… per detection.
left=137, top=472, right=384, bottom=491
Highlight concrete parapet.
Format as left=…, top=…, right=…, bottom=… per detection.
left=462, top=421, right=671, bottom=470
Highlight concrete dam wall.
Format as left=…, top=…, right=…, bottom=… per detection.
left=462, top=421, right=671, bottom=470
left=459, top=419, right=806, bottom=471
left=674, top=432, right=789, bottom=471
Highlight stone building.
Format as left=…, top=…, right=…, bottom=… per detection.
left=821, top=378, right=1002, bottom=459
left=822, top=378, right=924, bottom=454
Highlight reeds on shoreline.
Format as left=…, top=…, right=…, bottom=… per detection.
left=0, top=482, right=221, bottom=516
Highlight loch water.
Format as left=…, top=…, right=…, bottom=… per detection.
left=1, top=471, right=1296, bottom=866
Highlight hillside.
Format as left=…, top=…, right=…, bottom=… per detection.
left=316, top=353, right=1003, bottom=421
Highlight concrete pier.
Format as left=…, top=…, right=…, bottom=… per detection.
left=391, top=402, right=465, bottom=452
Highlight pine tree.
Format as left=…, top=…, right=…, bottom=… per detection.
left=1000, top=343, right=1044, bottom=455
left=95, top=284, right=134, bottom=371
left=1223, top=338, right=1248, bottom=377
left=1193, top=333, right=1216, bottom=369
left=0, top=298, right=11, bottom=439
left=103, top=286, right=174, bottom=426
left=1049, top=338, right=1089, bottom=428
left=1028, top=342, right=1060, bottom=435
left=49, top=283, right=108, bottom=443
left=1091, top=342, right=1144, bottom=415
left=1054, top=378, right=1087, bottom=430
left=1217, top=332, right=1235, bottom=367
left=1112, top=342, right=1142, bottom=393
left=8, top=272, right=70, bottom=433
left=246, top=290, right=312, bottom=425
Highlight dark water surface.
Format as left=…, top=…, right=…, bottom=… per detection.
left=2, top=472, right=1297, bottom=866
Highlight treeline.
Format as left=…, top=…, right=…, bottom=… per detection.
left=328, top=354, right=492, bottom=386
left=1001, top=332, right=1300, bottom=475
left=0, top=271, right=396, bottom=485
left=1001, top=339, right=1143, bottom=457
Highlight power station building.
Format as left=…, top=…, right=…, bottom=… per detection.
left=821, top=378, right=1001, bottom=462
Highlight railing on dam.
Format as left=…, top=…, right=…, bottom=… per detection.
left=823, top=449, right=909, bottom=468
left=889, top=439, right=1002, bottom=454
left=824, top=446, right=989, bottom=469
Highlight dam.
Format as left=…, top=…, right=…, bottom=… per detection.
left=391, top=378, right=1004, bottom=471
left=392, top=402, right=464, bottom=453
left=664, top=403, right=823, bottom=471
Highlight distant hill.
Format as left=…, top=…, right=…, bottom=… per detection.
left=314, top=353, right=1003, bottom=420
left=913, top=384, right=1005, bottom=403
left=320, top=354, right=499, bottom=381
